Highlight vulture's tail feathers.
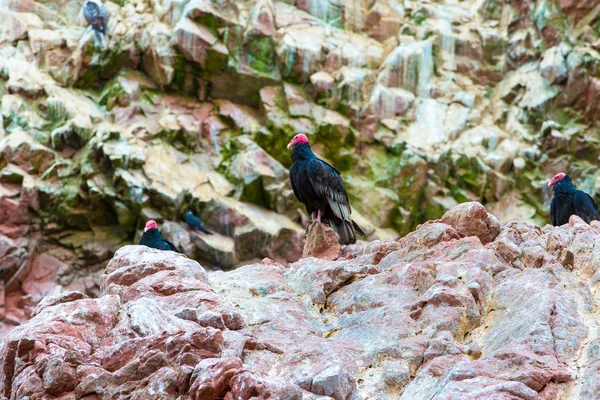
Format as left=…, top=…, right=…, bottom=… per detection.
left=352, top=219, right=366, bottom=237
left=333, top=220, right=357, bottom=245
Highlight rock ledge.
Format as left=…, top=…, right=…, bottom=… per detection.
left=2, top=203, right=600, bottom=399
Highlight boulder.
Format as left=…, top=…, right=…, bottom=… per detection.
left=302, top=222, right=341, bottom=261
left=0, top=246, right=317, bottom=399
left=440, top=202, right=500, bottom=244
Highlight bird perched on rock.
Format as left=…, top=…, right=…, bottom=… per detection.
left=548, top=172, right=600, bottom=226
left=139, top=220, right=182, bottom=253
left=83, top=0, right=109, bottom=47
left=288, top=133, right=365, bottom=245
left=185, top=211, right=212, bottom=235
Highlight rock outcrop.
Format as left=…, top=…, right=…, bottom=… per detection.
left=2, top=202, right=600, bottom=399
left=4, top=0, right=600, bottom=374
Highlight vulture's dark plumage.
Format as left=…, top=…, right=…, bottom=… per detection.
left=288, top=134, right=365, bottom=245
left=185, top=211, right=212, bottom=235
left=139, top=220, right=182, bottom=253
left=549, top=172, right=600, bottom=226
left=83, top=0, right=109, bottom=44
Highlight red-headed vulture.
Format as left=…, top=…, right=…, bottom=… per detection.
left=288, top=133, right=365, bottom=245
left=549, top=172, right=600, bottom=226
left=139, top=220, right=182, bottom=253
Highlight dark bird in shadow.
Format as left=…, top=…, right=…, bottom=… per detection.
left=139, top=220, right=182, bottom=253
left=83, top=0, right=109, bottom=47
left=549, top=172, right=600, bottom=226
left=185, top=211, right=213, bottom=235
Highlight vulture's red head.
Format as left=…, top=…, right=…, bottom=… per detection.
left=144, top=220, right=158, bottom=232
left=548, top=172, right=567, bottom=188
left=287, top=133, right=309, bottom=149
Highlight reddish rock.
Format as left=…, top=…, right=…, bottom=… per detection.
left=1, top=246, right=312, bottom=400
left=247, top=0, right=276, bottom=37
left=302, top=222, right=341, bottom=261
left=227, top=370, right=304, bottom=399
left=189, top=357, right=244, bottom=399
left=440, top=201, right=501, bottom=244
left=4, top=201, right=600, bottom=398
left=585, top=77, right=600, bottom=116
left=31, top=291, right=87, bottom=317
left=559, top=0, right=599, bottom=19
left=173, top=18, right=219, bottom=67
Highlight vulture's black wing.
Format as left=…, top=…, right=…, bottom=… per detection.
left=289, top=162, right=303, bottom=202
left=163, top=239, right=182, bottom=253
left=306, top=158, right=352, bottom=222
left=574, top=190, right=600, bottom=223
left=314, top=157, right=341, bottom=175
left=550, top=197, right=557, bottom=226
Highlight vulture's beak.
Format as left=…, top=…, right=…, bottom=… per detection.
left=287, top=142, right=293, bottom=149
left=547, top=181, right=553, bottom=188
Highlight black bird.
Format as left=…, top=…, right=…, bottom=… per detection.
left=288, top=133, right=366, bottom=245
left=83, top=0, right=109, bottom=46
left=185, top=211, right=212, bottom=235
left=549, top=172, right=600, bottom=226
left=139, top=220, right=182, bottom=253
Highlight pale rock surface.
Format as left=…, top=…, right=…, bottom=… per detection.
left=3, top=0, right=600, bottom=376
left=540, top=45, right=568, bottom=84
left=3, top=203, right=600, bottom=399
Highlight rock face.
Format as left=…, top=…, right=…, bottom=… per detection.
left=0, top=246, right=296, bottom=399
left=3, top=0, right=600, bottom=366
left=3, top=203, right=600, bottom=399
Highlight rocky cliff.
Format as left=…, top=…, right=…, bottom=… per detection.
left=1, top=202, right=599, bottom=399
left=2, top=0, right=600, bottom=371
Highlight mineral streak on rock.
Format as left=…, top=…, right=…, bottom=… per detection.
left=2, top=203, right=600, bottom=399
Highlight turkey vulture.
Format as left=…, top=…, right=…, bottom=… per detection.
left=83, top=0, right=109, bottom=46
left=139, top=220, right=182, bottom=253
left=288, top=133, right=365, bottom=245
left=548, top=172, right=600, bottom=226
left=185, top=211, right=212, bottom=235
